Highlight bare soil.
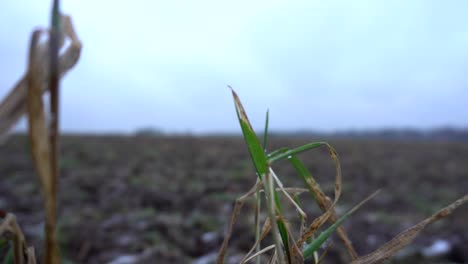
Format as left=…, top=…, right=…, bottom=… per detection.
left=0, top=135, right=467, bottom=263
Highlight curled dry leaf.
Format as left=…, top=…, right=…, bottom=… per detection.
left=326, top=145, right=358, bottom=259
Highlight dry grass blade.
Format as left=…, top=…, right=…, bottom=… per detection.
left=277, top=215, right=304, bottom=264
left=254, top=179, right=262, bottom=264
left=241, top=217, right=273, bottom=263
left=297, top=203, right=335, bottom=247
left=270, top=168, right=306, bottom=218
left=352, top=194, right=468, bottom=264
left=0, top=213, right=37, bottom=264
left=326, top=145, right=358, bottom=259
left=0, top=15, right=81, bottom=139
left=292, top=146, right=357, bottom=260
left=216, top=181, right=263, bottom=264
left=317, top=241, right=333, bottom=264
left=264, top=168, right=287, bottom=263
left=268, top=251, right=277, bottom=264
left=25, top=248, right=37, bottom=264
left=243, top=244, right=276, bottom=264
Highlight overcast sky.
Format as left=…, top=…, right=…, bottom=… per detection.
left=1, top=1, right=467, bottom=134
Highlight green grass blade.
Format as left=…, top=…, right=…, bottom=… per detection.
left=268, top=172, right=290, bottom=263
left=230, top=87, right=268, bottom=179
left=277, top=219, right=291, bottom=263
left=257, top=109, right=269, bottom=263
left=51, top=0, right=60, bottom=29
left=293, top=194, right=304, bottom=224
left=262, top=109, right=269, bottom=151
left=288, top=155, right=321, bottom=200
left=270, top=173, right=291, bottom=263
left=303, top=190, right=380, bottom=259
left=2, top=245, right=13, bottom=264
left=230, top=89, right=290, bottom=262
left=0, top=238, right=7, bottom=249
left=268, top=142, right=326, bottom=163
left=267, top=147, right=289, bottom=159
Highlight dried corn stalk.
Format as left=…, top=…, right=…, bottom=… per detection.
left=0, top=4, right=81, bottom=264
left=0, top=15, right=81, bottom=141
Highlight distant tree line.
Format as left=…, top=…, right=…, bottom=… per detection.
left=271, top=127, right=468, bottom=142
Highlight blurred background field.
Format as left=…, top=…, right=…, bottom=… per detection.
left=1, top=133, right=467, bottom=263
left=1, top=1, right=468, bottom=263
